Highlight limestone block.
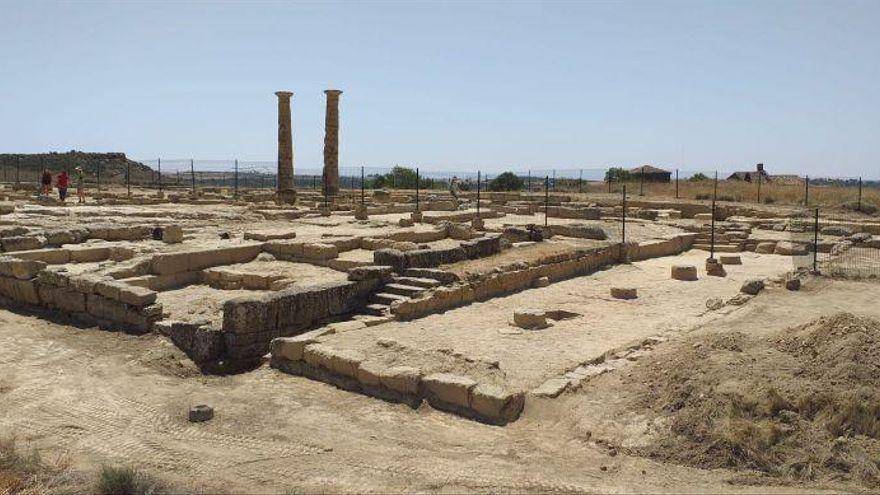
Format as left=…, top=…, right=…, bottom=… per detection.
left=374, top=248, right=408, bottom=273
left=0, top=277, right=40, bottom=305
left=37, top=267, right=69, bottom=287
left=69, top=247, right=111, bottom=263
left=302, top=343, right=334, bottom=370
left=532, top=378, right=571, bottom=398
left=610, top=287, right=637, bottom=300
left=740, top=279, right=765, bottom=295
left=671, top=265, right=698, bottom=281
left=264, top=240, right=305, bottom=258
left=423, top=373, right=476, bottom=408
left=720, top=255, right=742, bottom=265
left=1, top=235, right=46, bottom=252
left=378, top=366, right=422, bottom=395
left=302, top=243, right=338, bottom=260
left=821, top=225, right=853, bottom=236
left=118, top=285, right=158, bottom=307
left=10, top=248, right=70, bottom=265
left=355, top=360, right=384, bottom=387
left=533, top=276, right=550, bottom=288
left=162, top=225, right=184, bottom=243
left=755, top=242, right=777, bottom=254
left=785, top=278, right=802, bottom=291
left=347, top=265, right=393, bottom=281
left=774, top=241, right=808, bottom=256
left=0, top=257, right=46, bottom=280
left=69, top=274, right=107, bottom=294
left=109, top=247, right=136, bottom=261
left=470, top=384, right=525, bottom=424
left=705, top=258, right=726, bottom=277
left=94, top=280, right=127, bottom=301
left=513, top=309, right=548, bottom=329
left=399, top=218, right=415, bottom=227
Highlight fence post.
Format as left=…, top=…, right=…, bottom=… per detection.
left=813, top=208, right=820, bottom=273
left=578, top=169, right=583, bottom=193
left=476, top=170, right=481, bottom=216
left=621, top=185, right=627, bottom=247
left=756, top=171, right=761, bottom=204
left=858, top=177, right=863, bottom=211
left=527, top=170, right=531, bottom=192
left=639, top=168, right=644, bottom=196
left=15, top=157, right=20, bottom=186
left=675, top=169, right=679, bottom=198
left=97, top=162, right=101, bottom=192
left=544, top=175, right=549, bottom=227
left=710, top=171, right=718, bottom=259
left=177, top=170, right=180, bottom=186
left=416, top=167, right=420, bottom=212
left=126, top=161, right=131, bottom=196
left=189, top=159, right=195, bottom=194
left=805, top=175, right=810, bottom=206
left=234, top=159, right=239, bottom=198
left=552, top=169, right=556, bottom=191
left=360, top=166, right=365, bottom=204
left=157, top=157, right=162, bottom=191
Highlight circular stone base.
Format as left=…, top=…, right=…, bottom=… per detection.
left=188, top=405, right=214, bottom=423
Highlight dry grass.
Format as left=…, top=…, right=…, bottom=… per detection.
left=0, top=436, right=84, bottom=494
left=576, top=180, right=880, bottom=211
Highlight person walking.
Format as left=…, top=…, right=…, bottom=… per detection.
left=40, top=168, right=52, bottom=197
left=74, top=166, right=85, bottom=203
left=56, top=170, right=70, bottom=203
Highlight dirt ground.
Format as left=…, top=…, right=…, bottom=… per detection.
left=3, top=270, right=875, bottom=493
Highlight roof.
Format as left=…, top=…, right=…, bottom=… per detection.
left=629, top=165, right=670, bottom=174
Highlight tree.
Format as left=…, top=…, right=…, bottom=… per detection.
left=689, top=172, right=709, bottom=182
left=604, top=167, right=632, bottom=183
left=489, top=171, right=524, bottom=191
left=379, top=166, right=418, bottom=189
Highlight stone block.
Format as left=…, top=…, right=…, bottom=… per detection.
left=69, top=247, right=111, bottom=263
left=1, top=235, right=46, bottom=252
left=378, top=366, right=422, bottom=395
left=356, top=360, right=384, bottom=387
left=322, top=348, right=365, bottom=378
left=265, top=240, right=305, bottom=258
left=470, top=384, right=525, bottom=424
left=705, top=258, right=726, bottom=277
left=532, top=378, right=571, bottom=398
left=513, top=309, right=548, bottom=329
left=347, top=265, right=393, bottom=281
left=775, top=241, right=808, bottom=256
left=740, top=279, right=765, bottom=295
left=374, top=248, right=408, bottom=273
left=94, top=280, right=127, bottom=301
left=610, top=287, right=637, bottom=299
left=755, top=242, right=777, bottom=254
left=0, top=257, right=46, bottom=280
left=36, top=267, right=69, bottom=287
left=719, top=255, right=742, bottom=265
left=162, top=225, right=184, bottom=243
left=302, top=243, right=338, bottom=260
left=671, top=265, right=698, bottom=281
left=423, top=373, right=476, bottom=408
left=118, top=285, right=158, bottom=307
left=785, top=278, right=802, bottom=291
left=0, top=277, right=41, bottom=305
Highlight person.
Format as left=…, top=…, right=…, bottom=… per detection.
left=40, top=169, right=52, bottom=196
left=449, top=175, right=461, bottom=200
left=74, top=166, right=85, bottom=203
left=56, top=170, right=70, bottom=203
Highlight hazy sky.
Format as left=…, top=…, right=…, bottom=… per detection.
left=1, top=0, right=878, bottom=177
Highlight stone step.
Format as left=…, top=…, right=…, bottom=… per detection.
left=382, top=283, right=427, bottom=297
left=371, top=292, right=410, bottom=305
left=693, top=243, right=741, bottom=253
left=392, top=276, right=441, bottom=289
left=363, top=303, right=390, bottom=316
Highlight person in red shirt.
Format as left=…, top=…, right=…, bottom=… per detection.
left=56, top=170, right=70, bottom=202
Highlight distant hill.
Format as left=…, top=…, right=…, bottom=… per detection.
left=0, top=151, right=155, bottom=183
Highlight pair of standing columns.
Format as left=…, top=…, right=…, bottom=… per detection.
left=275, top=89, right=342, bottom=204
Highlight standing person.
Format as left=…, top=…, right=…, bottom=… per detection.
left=74, top=166, right=85, bottom=203
left=56, top=170, right=70, bottom=203
left=40, top=168, right=52, bottom=196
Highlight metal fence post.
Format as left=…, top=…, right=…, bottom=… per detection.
left=578, top=169, right=583, bottom=193
left=813, top=208, right=820, bottom=273
left=15, top=157, right=20, bottom=185
left=97, top=162, right=101, bottom=192
left=527, top=170, right=531, bottom=192
left=476, top=170, right=481, bottom=216
left=639, top=168, right=644, bottom=196
left=544, top=175, right=549, bottom=227
left=552, top=169, right=556, bottom=191
left=157, top=157, right=162, bottom=191
left=190, top=159, right=195, bottom=193
left=416, top=167, right=420, bottom=212
left=675, top=169, right=679, bottom=198
left=710, top=171, right=718, bottom=259
left=621, top=185, right=627, bottom=247
left=126, top=161, right=131, bottom=196
left=360, top=166, right=365, bottom=204
left=805, top=175, right=810, bottom=206
left=234, top=159, right=239, bottom=198
left=756, top=171, right=761, bottom=204
left=858, top=177, right=863, bottom=211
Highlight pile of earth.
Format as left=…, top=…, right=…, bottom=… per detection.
left=624, top=313, right=880, bottom=487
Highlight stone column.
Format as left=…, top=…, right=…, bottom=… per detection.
left=275, top=91, right=296, bottom=204
left=322, top=89, right=342, bottom=198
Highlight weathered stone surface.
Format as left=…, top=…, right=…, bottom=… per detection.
left=719, top=255, right=742, bottom=265
left=322, top=89, right=342, bottom=197
left=610, top=287, right=637, bottom=300
left=423, top=373, right=476, bottom=408
left=150, top=245, right=262, bottom=275
left=188, top=405, right=214, bottom=422
left=705, top=258, right=726, bottom=277
left=755, top=242, right=777, bottom=254
left=533, top=276, right=550, bottom=288
left=347, top=265, right=393, bottom=282
left=271, top=330, right=325, bottom=362
left=513, top=309, right=549, bottom=329
left=470, top=384, right=525, bottom=424
left=0, top=257, right=46, bottom=280
left=302, top=243, right=338, bottom=260
left=821, top=225, right=853, bottom=236
left=671, top=265, right=698, bottom=281
left=1, top=235, right=46, bottom=252
left=532, top=378, right=571, bottom=398
left=775, top=241, right=808, bottom=256
left=379, top=366, right=422, bottom=395
left=785, top=278, right=802, bottom=291
left=355, top=360, right=384, bottom=387
left=399, top=218, right=414, bottom=227
left=162, top=225, right=184, bottom=243
left=118, top=285, right=158, bottom=307
left=740, top=279, right=766, bottom=295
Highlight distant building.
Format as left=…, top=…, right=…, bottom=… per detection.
left=629, top=165, right=671, bottom=183
left=728, top=163, right=772, bottom=183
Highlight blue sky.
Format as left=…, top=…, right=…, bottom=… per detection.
left=1, top=0, right=878, bottom=177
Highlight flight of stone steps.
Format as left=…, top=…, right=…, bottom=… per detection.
left=363, top=273, right=443, bottom=317
left=692, top=224, right=752, bottom=253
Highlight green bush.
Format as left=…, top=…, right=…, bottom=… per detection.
left=689, top=173, right=709, bottom=182
left=488, top=171, right=524, bottom=191
left=604, top=167, right=632, bottom=183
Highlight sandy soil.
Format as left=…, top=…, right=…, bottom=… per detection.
left=157, top=285, right=261, bottom=326
left=324, top=250, right=797, bottom=391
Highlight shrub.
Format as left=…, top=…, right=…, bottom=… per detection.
left=97, top=465, right=166, bottom=495
left=689, top=173, right=709, bottom=182
left=718, top=195, right=736, bottom=202
left=763, top=196, right=776, bottom=204
left=488, top=171, right=524, bottom=191
left=604, top=167, right=632, bottom=183
left=695, top=193, right=711, bottom=200
left=842, top=201, right=878, bottom=215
